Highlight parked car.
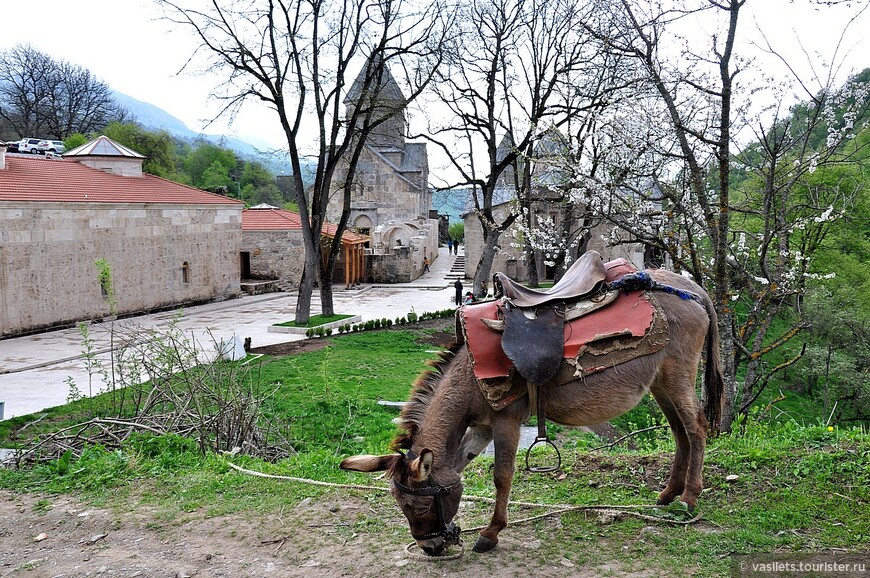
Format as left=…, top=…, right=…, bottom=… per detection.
left=18, top=138, right=43, bottom=154
left=2, top=140, right=19, bottom=153
left=37, top=140, right=66, bottom=154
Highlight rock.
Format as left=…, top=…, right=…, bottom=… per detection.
left=33, top=533, right=47, bottom=542
left=560, top=558, right=575, bottom=567
left=725, top=474, right=739, bottom=482
left=85, top=533, right=108, bottom=544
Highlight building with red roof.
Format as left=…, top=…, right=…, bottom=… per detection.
left=0, top=137, right=244, bottom=337
left=241, top=206, right=368, bottom=289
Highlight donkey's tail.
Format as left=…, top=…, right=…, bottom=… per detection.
left=702, top=296, right=725, bottom=433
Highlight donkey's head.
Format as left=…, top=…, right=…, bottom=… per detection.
left=340, top=449, right=463, bottom=555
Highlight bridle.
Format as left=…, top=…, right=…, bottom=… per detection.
left=392, top=452, right=462, bottom=546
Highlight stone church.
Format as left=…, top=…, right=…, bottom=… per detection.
left=464, top=132, right=653, bottom=284
left=325, top=60, right=439, bottom=283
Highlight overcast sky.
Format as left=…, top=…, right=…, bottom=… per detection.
left=0, top=0, right=866, bottom=153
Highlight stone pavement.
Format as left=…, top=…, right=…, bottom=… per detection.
left=0, top=247, right=464, bottom=420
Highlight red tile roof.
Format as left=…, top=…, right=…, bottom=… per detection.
left=243, top=208, right=369, bottom=243
left=0, top=155, right=243, bottom=205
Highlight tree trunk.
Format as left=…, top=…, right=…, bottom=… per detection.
left=319, top=269, right=335, bottom=316
left=473, top=228, right=501, bottom=297
left=295, top=266, right=314, bottom=325
left=718, top=310, right=738, bottom=432
left=524, top=237, right=539, bottom=287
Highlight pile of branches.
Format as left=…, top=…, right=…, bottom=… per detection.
left=8, top=319, right=293, bottom=467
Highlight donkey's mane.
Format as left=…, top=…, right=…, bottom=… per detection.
left=390, top=343, right=463, bottom=451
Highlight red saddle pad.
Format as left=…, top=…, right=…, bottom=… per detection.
left=460, top=259, right=654, bottom=380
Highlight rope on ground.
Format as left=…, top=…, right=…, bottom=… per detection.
left=404, top=541, right=465, bottom=562
left=224, top=460, right=704, bottom=529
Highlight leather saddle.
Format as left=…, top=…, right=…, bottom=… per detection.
left=495, top=250, right=607, bottom=308
left=495, top=251, right=609, bottom=386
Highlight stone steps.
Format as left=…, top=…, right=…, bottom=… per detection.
left=445, top=256, right=465, bottom=280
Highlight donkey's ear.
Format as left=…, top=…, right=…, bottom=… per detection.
left=409, top=449, right=434, bottom=482
left=340, top=454, right=399, bottom=472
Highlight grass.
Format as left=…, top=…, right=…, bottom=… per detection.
left=272, top=313, right=354, bottom=327
left=1, top=323, right=868, bottom=576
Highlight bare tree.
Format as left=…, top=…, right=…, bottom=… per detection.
left=157, top=0, right=449, bottom=323
left=419, top=0, right=624, bottom=296
left=0, top=44, right=126, bottom=139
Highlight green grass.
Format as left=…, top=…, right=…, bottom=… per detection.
left=1, top=325, right=868, bottom=576
left=272, top=313, right=354, bottom=327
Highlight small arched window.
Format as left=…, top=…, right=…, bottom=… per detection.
left=182, top=261, right=190, bottom=284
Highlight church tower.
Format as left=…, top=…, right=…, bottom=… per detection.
left=344, top=55, right=407, bottom=149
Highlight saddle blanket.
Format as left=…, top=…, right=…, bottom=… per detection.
left=459, top=259, right=667, bottom=396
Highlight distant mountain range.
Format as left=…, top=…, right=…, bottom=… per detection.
left=112, top=90, right=298, bottom=176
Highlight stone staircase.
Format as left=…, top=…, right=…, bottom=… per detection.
left=445, top=255, right=465, bottom=281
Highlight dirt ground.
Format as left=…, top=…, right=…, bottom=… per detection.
left=0, top=322, right=655, bottom=578
left=0, top=487, right=664, bottom=578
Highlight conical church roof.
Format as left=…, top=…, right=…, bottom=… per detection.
left=345, top=55, right=407, bottom=105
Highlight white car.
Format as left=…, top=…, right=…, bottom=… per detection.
left=18, top=138, right=43, bottom=154
left=37, top=140, right=66, bottom=154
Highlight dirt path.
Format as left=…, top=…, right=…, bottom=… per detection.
left=0, top=489, right=657, bottom=578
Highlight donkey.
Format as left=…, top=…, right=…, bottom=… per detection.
left=341, top=268, right=724, bottom=555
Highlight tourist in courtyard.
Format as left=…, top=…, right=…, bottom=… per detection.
left=454, top=279, right=463, bottom=306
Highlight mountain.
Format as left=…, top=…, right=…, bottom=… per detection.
left=111, top=90, right=299, bottom=176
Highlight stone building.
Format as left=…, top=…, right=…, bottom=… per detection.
left=325, top=60, right=439, bottom=282
left=464, top=200, right=648, bottom=284
left=0, top=137, right=243, bottom=338
left=463, top=133, right=650, bottom=284
left=241, top=206, right=368, bottom=291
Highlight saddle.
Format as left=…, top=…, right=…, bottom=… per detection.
left=458, top=254, right=668, bottom=409
left=495, top=250, right=607, bottom=308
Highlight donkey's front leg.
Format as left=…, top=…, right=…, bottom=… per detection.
left=473, top=422, right=521, bottom=553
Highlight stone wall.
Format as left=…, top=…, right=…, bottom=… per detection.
left=369, top=246, right=415, bottom=283
left=327, top=146, right=428, bottom=226
left=0, top=202, right=242, bottom=337
left=241, top=230, right=305, bottom=287
left=366, top=217, right=440, bottom=282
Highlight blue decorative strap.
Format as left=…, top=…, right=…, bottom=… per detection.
left=609, top=271, right=703, bottom=304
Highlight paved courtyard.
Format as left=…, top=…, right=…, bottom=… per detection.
left=0, top=248, right=465, bottom=420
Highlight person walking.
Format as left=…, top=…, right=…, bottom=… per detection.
left=423, top=257, right=430, bottom=272
left=447, top=239, right=453, bottom=254
left=454, top=279, right=463, bottom=306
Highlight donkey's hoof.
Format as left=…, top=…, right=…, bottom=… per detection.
left=472, top=535, right=498, bottom=553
